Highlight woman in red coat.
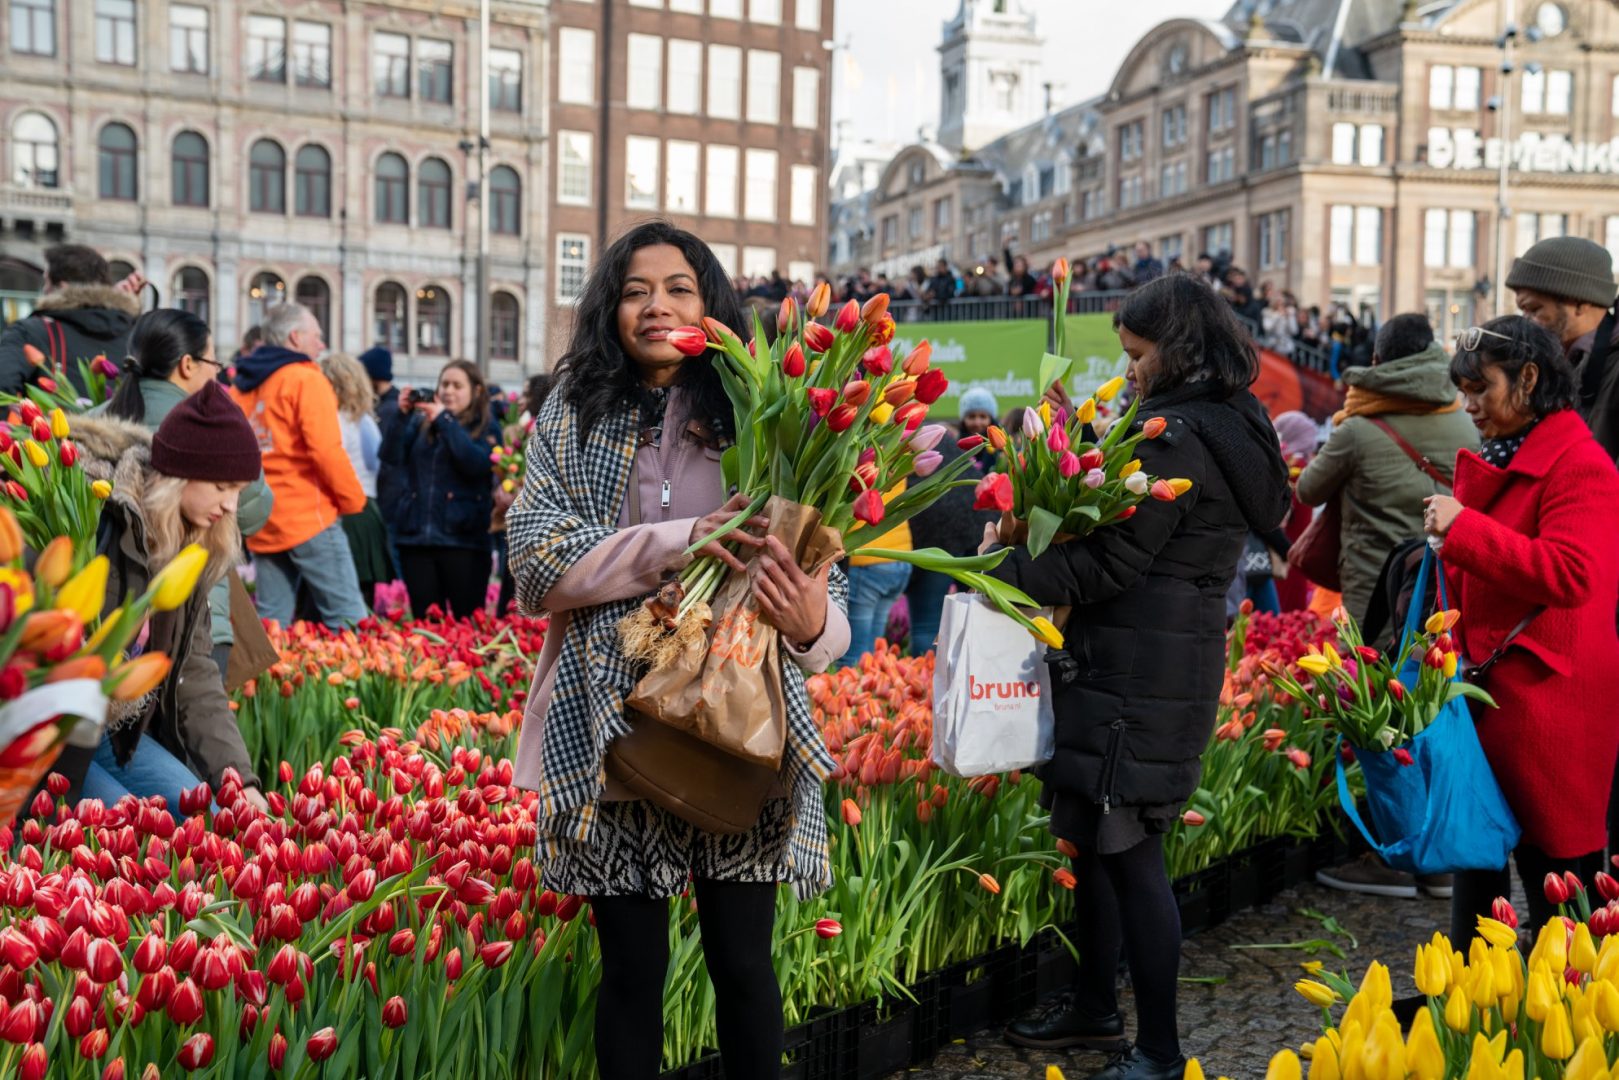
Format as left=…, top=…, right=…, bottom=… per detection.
left=1424, top=315, right=1619, bottom=943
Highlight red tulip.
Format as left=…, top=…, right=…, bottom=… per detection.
left=1150, top=479, right=1177, bottom=502
left=1182, top=810, right=1207, bottom=827
left=1565, top=871, right=1586, bottom=896
left=826, top=404, right=858, bottom=433
left=1595, top=872, right=1619, bottom=903
left=777, top=297, right=797, bottom=335
left=79, top=1028, right=109, bottom=1061
left=861, top=345, right=893, bottom=376
left=781, top=342, right=807, bottom=379
left=914, top=368, right=948, bottom=405
left=101, top=1059, right=125, bottom=1080
left=1142, top=416, right=1167, bottom=439
left=84, top=938, right=123, bottom=984
left=840, top=379, right=872, bottom=407
left=557, top=895, right=584, bottom=922
left=1053, top=868, right=1078, bottom=890
left=803, top=322, right=834, bottom=353
left=852, top=488, right=885, bottom=527
left=132, top=933, right=165, bottom=975
left=893, top=402, right=928, bottom=430
left=805, top=387, right=836, bottom=417
left=957, top=435, right=984, bottom=451
left=1492, top=897, right=1519, bottom=932
left=168, top=930, right=199, bottom=974
left=177, top=1032, right=214, bottom=1071
left=1078, top=449, right=1105, bottom=472
left=1, top=999, right=36, bottom=1044
left=383, top=995, right=408, bottom=1028
left=834, top=299, right=860, bottom=333
left=269, top=1031, right=287, bottom=1070
left=972, top=473, right=1013, bottom=513
left=306, top=1027, right=337, bottom=1062
left=348, top=868, right=377, bottom=902
left=168, top=977, right=204, bottom=1025
left=0, top=927, right=38, bottom=970
left=1284, top=748, right=1311, bottom=769
left=665, top=326, right=709, bottom=357
left=58, top=440, right=77, bottom=468
left=1387, top=678, right=1406, bottom=703
left=1546, top=872, right=1572, bottom=906
left=1392, top=747, right=1415, bottom=767
left=478, top=940, right=513, bottom=969
left=18, top=1043, right=45, bottom=1080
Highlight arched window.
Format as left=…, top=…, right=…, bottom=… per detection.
left=249, top=138, right=286, bottom=213
left=171, top=131, right=209, bottom=207
left=490, top=291, right=519, bottom=360
left=375, top=153, right=408, bottom=224
left=173, top=267, right=210, bottom=323
left=108, top=260, right=137, bottom=283
left=418, top=157, right=451, bottom=229
left=295, top=276, right=331, bottom=341
left=374, top=282, right=407, bottom=352
left=416, top=284, right=449, bottom=355
left=247, top=271, right=286, bottom=329
left=12, top=112, right=59, bottom=189
left=98, top=122, right=137, bottom=200
left=294, top=144, right=331, bottom=218
left=489, top=165, right=521, bottom=236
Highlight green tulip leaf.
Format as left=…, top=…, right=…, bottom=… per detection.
left=1025, top=505, right=1063, bottom=560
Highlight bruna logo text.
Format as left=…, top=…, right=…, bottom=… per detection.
left=968, top=677, right=1040, bottom=701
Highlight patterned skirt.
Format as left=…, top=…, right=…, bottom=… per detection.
left=539, top=797, right=797, bottom=898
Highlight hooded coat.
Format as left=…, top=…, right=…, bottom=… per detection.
left=0, top=285, right=139, bottom=395
left=1296, top=344, right=1479, bottom=620
left=987, top=383, right=1289, bottom=813
left=57, top=415, right=259, bottom=791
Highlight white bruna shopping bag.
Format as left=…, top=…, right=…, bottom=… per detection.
left=931, top=593, right=1055, bottom=777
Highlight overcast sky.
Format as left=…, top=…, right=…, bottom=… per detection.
left=830, top=0, right=1234, bottom=148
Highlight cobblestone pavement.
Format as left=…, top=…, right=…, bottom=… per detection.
left=891, top=881, right=1460, bottom=1080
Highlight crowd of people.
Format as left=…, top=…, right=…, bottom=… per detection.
left=7, top=222, right=1619, bottom=1080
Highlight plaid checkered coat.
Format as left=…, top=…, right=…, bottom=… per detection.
left=505, top=388, right=845, bottom=897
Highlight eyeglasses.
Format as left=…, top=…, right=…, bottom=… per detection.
left=1454, top=326, right=1515, bottom=352
left=194, top=356, right=222, bottom=369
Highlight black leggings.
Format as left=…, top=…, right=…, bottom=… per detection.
left=592, top=879, right=782, bottom=1080
left=398, top=546, right=490, bottom=620
left=1072, top=834, right=1182, bottom=1063
left=1451, top=843, right=1605, bottom=946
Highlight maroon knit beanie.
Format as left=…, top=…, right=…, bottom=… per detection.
left=151, top=381, right=262, bottom=483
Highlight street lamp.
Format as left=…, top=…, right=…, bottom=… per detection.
left=1490, top=1, right=1519, bottom=318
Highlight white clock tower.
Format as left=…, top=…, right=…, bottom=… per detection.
left=936, top=0, right=1046, bottom=153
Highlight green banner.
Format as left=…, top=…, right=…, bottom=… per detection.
left=890, top=315, right=1125, bottom=418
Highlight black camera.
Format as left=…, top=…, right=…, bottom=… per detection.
left=406, top=388, right=436, bottom=407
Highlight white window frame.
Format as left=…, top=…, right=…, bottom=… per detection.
left=1331, top=122, right=1356, bottom=165
left=557, top=129, right=592, bottom=206
left=665, top=139, right=700, bottom=213
left=744, top=148, right=777, bottom=221
left=625, top=135, right=660, bottom=210
left=1455, top=66, right=1481, bottom=110
left=558, top=28, right=595, bottom=105
left=1448, top=209, right=1474, bottom=269
left=1424, top=208, right=1449, bottom=269
left=170, top=4, right=208, bottom=74
left=1355, top=206, right=1382, bottom=266
left=705, top=144, right=738, bottom=217
left=789, top=163, right=817, bottom=226
left=556, top=234, right=590, bottom=303
left=750, top=0, right=780, bottom=23
left=708, top=44, right=742, bottom=120
left=1429, top=65, right=1454, bottom=109
left=667, top=40, right=702, bottom=115
left=708, top=243, right=738, bottom=276
left=626, top=34, right=662, bottom=110
left=746, top=49, right=780, bottom=125
left=795, top=0, right=819, bottom=30
left=792, top=66, right=819, bottom=130
left=1359, top=124, right=1383, bottom=166
left=670, top=0, right=702, bottom=11
left=741, top=245, right=776, bottom=277
left=1330, top=205, right=1354, bottom=265
left=1547, top=69, right=1573, bottom=115
left=710, top=0, right=742, bottom=17
left=1522, top=67, right=1546, bottom=114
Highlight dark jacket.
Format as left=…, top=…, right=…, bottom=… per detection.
left=68, top=416, right=259, bottom=789
left=375, top=387, right=405, bottom=525
left=380, top=408, right=500, bottom=551
left=0, top=285, right=139, bottom=395
left=1567, top=316, right=1619, bottom=463
left=988, top=383, right=1288, bottom=811
left=908, top=439, right=995, bottom=557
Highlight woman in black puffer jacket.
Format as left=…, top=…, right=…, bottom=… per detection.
left=992, top=275, right=1289, bottom=1079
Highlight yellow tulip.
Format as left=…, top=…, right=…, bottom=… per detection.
left=1096, top=375, right=1126, bottom=401
left=1564, top=1036, right=1610, bottom=1080
left=1502, top=1049, right=1525, bottom=1080
left=54, top=555, right=108, bottom=624
left=1414, top=944, right=1447, bottom=997
left=84, top=607, right=122, bottom=654
left=1076, top=398, right=1098, bottom=425
left=1533, top=920, right=1569, bottom=973
left=1300, top=960, right=1325, bottom=975
left=1493, top=944, right=1521, bottom=1000
left=1425, top=609, right=1459, bottom=635
left=1590, top=977, right=1619, bottom=1032
left=1306, top=1036, right=1340, bottom=1080
left=1442, top=651, right=1458, bottom=678
left=1167, top=478, right=1193, bottom=496
left=1323, top=642, right=1343, bottom=669
left=1597, top=936, right=1619, bottom=982
left=0, top=569, right=34, bottom=616
left=1030, top=616, right=1065, bottom=650
left=1119, top=458, right=1142, bottom=478
left=1298, top=654, right=1332, bottom=676
left=1476, top=917, right=1518, bottom=951
left=1046, top=1067, right=1067, bottom=1080
left=870, top=403, right=894, bottom=425
left=90, top=479, right=112, bottom=500
left=1573, top=923, right=1599, bottom=974
left=1465, top=958, right=1497, bottom=1009
left=1038, top=400, right=1052, bottom=427
left=1336, top=1022, right=1366, bottom=1080
left=23, top=440, right=47, bottom=469
left=35, top=536, right=73, bottom=588
left=1295, top=980, right=1338, bottom=1009
left=1406, top=1009, right=1445, bottom=1080
left=148, top=543, right=209, bottom=612
left=1362, top=1015, right=1407, bottom=1080
left=1179, top=1063, right=1200, bottom=1080
left=49, top=407, right=69, bottom=440
left=1444, top=986, right=1472, bottom=1032
left=1542, top=999, right=1575, bottom=1059
left=1573, top=990, right=1602, bottom=1047
left=1265, top=1050, right=1302, bottom=1080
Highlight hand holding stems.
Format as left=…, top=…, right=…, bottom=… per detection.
left=688, top=493, right=768, bottom=574
left=751, top=535, right=829, bottom=646
left=1423, top=495, right=1463, bottom=538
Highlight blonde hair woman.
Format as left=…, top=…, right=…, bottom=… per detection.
left=65, top=382, right=267, bottom=816
left=318, top=352, right=391, bottom=610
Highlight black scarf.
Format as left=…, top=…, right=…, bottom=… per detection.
left=1141, top=380, right=1291, bottom=533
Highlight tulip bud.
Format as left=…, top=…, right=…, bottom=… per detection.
left=814, top=918, right=842, bottom=939
left=803, top=322, right=834, bottom=353
left=49, top=409, right=69, bottom=441
left=306, top=1027, right=337, bottom=1062
left=1052, top=257, right=1070, bottom=284
left=861, top=346, right=893, bottom=377
left=777, top=297, right=797, bottom=335
left=18, top=1043, right=45, bottom=1080
left=805, top=387, right=836, bottom=417
left=21, top=345, right=45, bottom=368
left=833, top=300, right=860, bottom=333
left=986, top=426, right=1007, bottom=451
left=147, top=543, right=209, bottom=612
left=840, top=798, right=861, bottom=827
left=107, top=654, right=173, bottom=703
left=913, top=368, right=948, bottom=405
left=1546, top=872, right=1572, bottom=906
left=1182, top=810, right=1207, bottom=826
left=840, top=380, right=872, bottom=408
left=664, top=326, right=709, bottom=357
left=826, top=404, right=858, bottom=434
left=268, top=1032, right=287, bottom=1071
left=807, top=281, right=831, bottom=318
left=383, top=995, right=408, bottom=1028
left=782, top=342, right=806, bottom=379
left=882, top=378, right=916, bottom=407
left=1057, top=452, right=1082, bottom=479
left=860, top=291, right=889, bottom=325
left=912, top=451, right=943, bottom=478
left=1142, top=416, right=1168, bottom=439
left=0, top=508, right=21, bottom=564
left=1021, top=407, right=1044, bottom=440
left=957, top=435, right=985, bottom=451
left=35, top=537, right=73, bottom=589
left=101, top=1059, right=125, bottom=1080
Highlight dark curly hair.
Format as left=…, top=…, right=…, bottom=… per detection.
left=554, top=220, right=740, bottom=444
left=1449, top=314, right=1577, bottom=417
left=1114, top=272, right=1259, bottom=398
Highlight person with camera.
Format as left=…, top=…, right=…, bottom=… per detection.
left=380, top=360, right=501, bottom=619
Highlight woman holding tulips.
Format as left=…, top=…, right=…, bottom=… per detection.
left=60, top=381, right=269, bottom=815
left=1423, top=315, right=1619, bottom=944
left=506, top=220, right=851, bottom=1079
left=990, top=274, right=1290, bottom=1080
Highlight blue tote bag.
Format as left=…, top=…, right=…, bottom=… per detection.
left=1333, top=549, right=1521, bottom=874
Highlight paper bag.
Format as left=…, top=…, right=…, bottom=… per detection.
left=226, top=573, right=280, bottom=692
left=626, top=496, right=844, bottom=769
left=931, top=593, right=1055, bottom=777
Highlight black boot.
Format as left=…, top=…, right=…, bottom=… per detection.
left=1004, top=994, right=1126, bottom=1051
left=1087, top=1044, right=1186, bottom=1080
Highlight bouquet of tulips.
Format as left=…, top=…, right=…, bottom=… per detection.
left=0, top=402, right=109, bottom=569
left=621, top=286, right=1048, bottom=661
left=1264, top=606, right=1493, bottom=751
left=14, top=344, right=120, bottom=413
left=489, top=430, right=527, bottom=496
left=976, top=263, right=1190, bottom=559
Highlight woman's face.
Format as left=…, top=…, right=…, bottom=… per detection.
left=1458, top=360, right=1538, bottom=440
left=961, top=410, right=992, bottom=437
left=175, top=336, right=218, bottom=395
left=438, top=366, right=473, bottom=415
left=180, top=480, right=246, bottom=530
left=1119, top=325, right=1162, bottom=398
left=617, top=244, right=705, bottom=379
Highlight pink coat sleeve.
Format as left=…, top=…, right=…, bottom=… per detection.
left=540, top=518, right=697, bottom=613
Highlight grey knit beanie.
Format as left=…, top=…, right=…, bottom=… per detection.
left=1506, top=236, right=1618, bottom=308
left=958, top=387, right=998, bottom=418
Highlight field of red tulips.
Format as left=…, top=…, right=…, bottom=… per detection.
left=0, top=604, right=1350, bottom=1077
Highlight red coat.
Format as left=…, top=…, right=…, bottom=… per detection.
left=1443, top=409, right=1619, bottom=858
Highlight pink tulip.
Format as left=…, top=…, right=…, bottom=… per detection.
left=1057, top=452, right=1081, bottom=479
left=1083, top=468, right=1106, bottom=489
left=907, top=424, right=948, bottom=454
left=912, top=451, right=943, bottom=477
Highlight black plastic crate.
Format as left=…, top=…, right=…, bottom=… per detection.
left=854, top=1002, right=916, bottom=1080
left=906, top=971, right=946, bottom=1065
left=662, top=1049, right=723, bottom=1080
left=782, top=1005, right=857, bottom=1080
left=1033, top=926, right=1079, bottom=1000
left=1173, top=861, right=1229, bottom=934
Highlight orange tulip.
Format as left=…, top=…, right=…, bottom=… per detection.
left=834, top=299, right=860, bottom=333
left=806, top=281, right=831, bottom=318
left=902, top=340, right=932, bottom=376
left=861, top=292, right=890, bottom=325
left=978, top=872, right=1002, bottom=895
left=35, top=536, right=74, bottom=588
left=107, top=653, right=173, bottom=702
left=45, top=655, right=107, bottom=683
left=0, top=508, right=21, bottom=563
left=986, top=425, right=1007, bottom=451
left=1052, top=257, right=1070, bottom=284
left=883, top=379, right=917, bottom=406
left=1055, top=838, right=1080, bottom=859
left=1150, top=479, right=1177, bottom=502
left=840, top=380, right=872, bottom=407
left=840, top=798, right=861, bottom=827
left=777, top=297, right=797, bottom=335
left=1182, top=810, right=1207, bottom=826
left=1053, top=868, right=1077, bottom=890
left=1142, top=416, right=1168, bottom=439
left=19, top=610, right=83, bottom=657
left=21, top=344, right=45, bottom=368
